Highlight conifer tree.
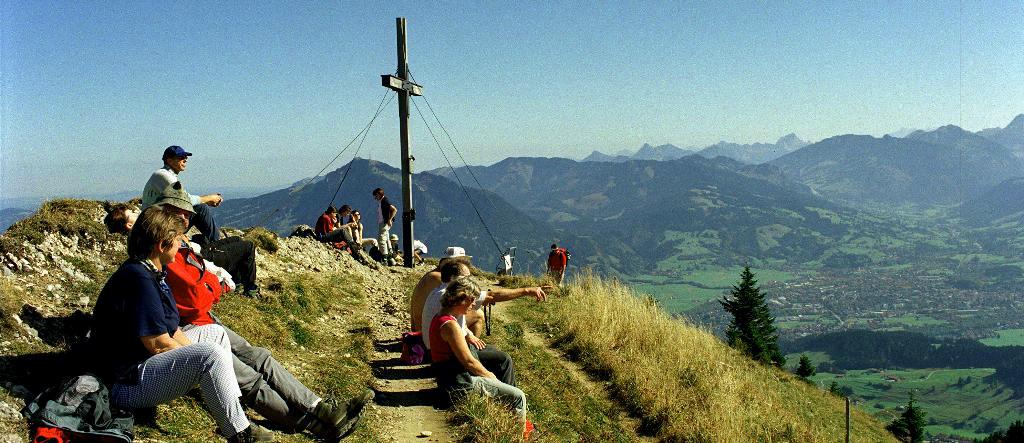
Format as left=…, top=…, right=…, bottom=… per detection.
left=828, top=380, right=843, bottom=397
left=719, top=266, right=785, bottom=367
left=795, top=354, right=816, bottom=380
left=886, top=394, right=926, bottom=443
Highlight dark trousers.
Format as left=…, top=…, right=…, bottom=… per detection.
left=191, top=204, right=221, bottom=242
left=223, top=325, right=320, bottom=431
left=319, top=228, right=354, bottom=244
left=477, top=346, right=516, bottom=387
left=202, top=237, right=258, bottom=290
left=432, top=345, right=517, bottom=408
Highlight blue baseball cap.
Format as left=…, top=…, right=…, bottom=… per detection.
left=162, top=145, right=193, bottom=159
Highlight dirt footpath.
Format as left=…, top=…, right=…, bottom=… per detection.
left=359, top=264, right=454, bottom=443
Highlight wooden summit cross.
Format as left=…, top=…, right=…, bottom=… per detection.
left=381, top=17, right=422, bottom=268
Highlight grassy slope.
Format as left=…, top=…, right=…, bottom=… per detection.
left=493, top=273, right=895, bottom=442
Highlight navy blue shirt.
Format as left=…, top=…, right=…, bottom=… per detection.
left=379, top=196, right=393, bottom=223
left=90, top=260, right=181, bottom=381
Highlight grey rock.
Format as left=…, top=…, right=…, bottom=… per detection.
left=0, top=433, right=25, bottom=443
left=0, top=400, right=21, bottom=421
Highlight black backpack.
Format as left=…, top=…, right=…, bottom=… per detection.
left=22, top=374, right=134, bottom=442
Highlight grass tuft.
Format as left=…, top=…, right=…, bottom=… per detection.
left=244, top=227, right=280, bottom=254
left=0, top=199, right=112, bottom=254
left=450, top=393, right=525, bottom=443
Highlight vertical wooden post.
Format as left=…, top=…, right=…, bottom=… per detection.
left=845, top=397, right=851, bottom=443
left=395, top=17, right=415, bottom=268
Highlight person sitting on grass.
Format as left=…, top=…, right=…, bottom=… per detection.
left=89, top=206, right=274, bottom=442
left=348, top=210, right=377, bottom=251
left=153, top=192, right=374, bottom=441
left=105, top=203, right=236, bottom=291
left=409, top=247, right=475, bottom=335
left=429, top=276, right=535, bottom=439
left=141, top=145, right=224, bottom=243
left=421, top=260, right=548, bottom=391
left=316, top=205, right=366, bottom=247
left=420, top=259, right=549, bottom=351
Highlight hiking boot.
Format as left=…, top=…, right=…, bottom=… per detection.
left=306, top=391, right=374, bottom=441
left=344, top=389, right=375, bottom=417
left=311, top=398, right=346, bottom=429
left=227, top=424, right=275, bottom=443
left=242, top=286, right=261, bottom=298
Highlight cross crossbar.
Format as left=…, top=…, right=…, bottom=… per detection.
left=381, top=75, right=423, bottom=96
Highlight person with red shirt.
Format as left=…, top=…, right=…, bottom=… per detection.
left=315, top=205, right=357, bottom=245
left=429, top=276, right=535, bottom=440
left=547, top=243, right=570, bottom=285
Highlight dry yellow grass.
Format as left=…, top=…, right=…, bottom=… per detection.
left=545, top=272, right=896, bottom=442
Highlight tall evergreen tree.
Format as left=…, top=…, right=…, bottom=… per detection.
left=719, top=266, right=785, bottom=367
left=886, top=394, right=926, bottom=443
left=795, top=354, right=816, bottom=380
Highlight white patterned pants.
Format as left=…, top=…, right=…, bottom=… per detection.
left=110, top=324, right=249, bottom=438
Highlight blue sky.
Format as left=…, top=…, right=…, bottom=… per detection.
left=2, top=1, right=1022, bottom=200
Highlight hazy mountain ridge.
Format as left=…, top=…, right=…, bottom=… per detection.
left=582, top=135, right=807, bottom=165
left=696, top=133, right=809, bottom=164
left=218, top=159, right=643, bottom=274
left=770, top=126, right=1024, bottom=206
left=961, top=177, right=1024, bottom=227
left=428, top=155, right=930, bottom=269
left=582, top=142, right=695, bottom=162
left=978, top=113, right=1024, bottom=156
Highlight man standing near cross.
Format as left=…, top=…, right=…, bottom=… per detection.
left=372, top=188, right=398, bottom=266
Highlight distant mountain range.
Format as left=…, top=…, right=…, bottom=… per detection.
left=978, top=114, right=1024, bottom=156
left=217, top=159, right=643, bottom=274
left=695, top=133, right=808, bottom=164
left=770, top=125, right=1024, bottom=206
left=428, top=155, right=931, bottom=270
left=0, top=208, right=34, bottom=232
left=583, top=135, right=808, bottom=165
left=582, top=143, right=695, bottom=162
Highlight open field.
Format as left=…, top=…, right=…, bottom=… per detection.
left=811, top=368, right=1024, bottom=440
left=631, top=282, right=724, bottom=313
left=980, top=328, right=1024, bottom=347
left=880, top=315, right=948, bottom=327
left=629, top=267, right=801, bottom=314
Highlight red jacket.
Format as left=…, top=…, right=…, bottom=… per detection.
left=315, top=213, right=334, bottom=237
left=548, top=248, right=568, bottom=270
left=166, top=247, right=223, bottom=326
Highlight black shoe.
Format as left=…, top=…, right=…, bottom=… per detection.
left=344, top=389, right=375, bottom=417
left=242, top=286, right=261, bottom=298
left=227, top=424, right=275, bottom=442
left=306, top=391, right=374, bottom=441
